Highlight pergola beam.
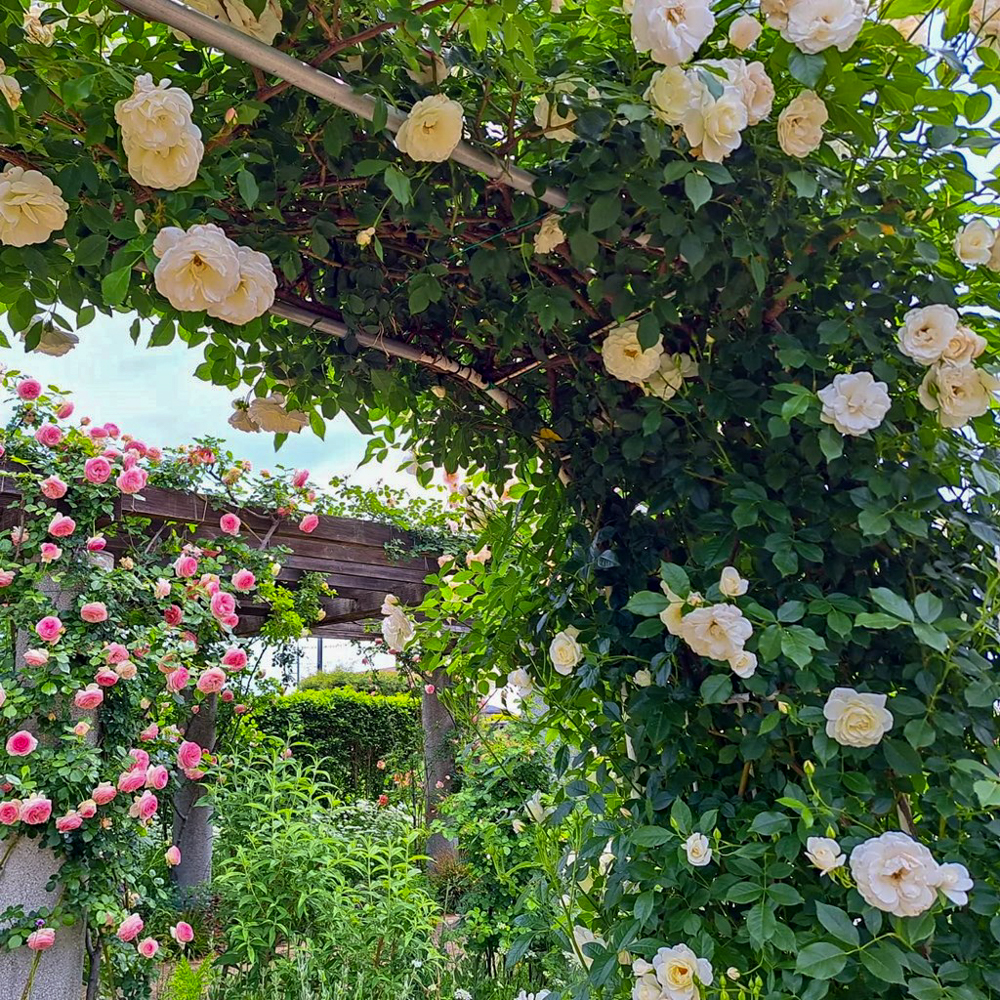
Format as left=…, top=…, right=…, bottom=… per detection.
left=118, top=0, right=570, bottom=209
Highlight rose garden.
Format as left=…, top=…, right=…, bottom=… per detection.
left=0, top=0, right=998, bottom=996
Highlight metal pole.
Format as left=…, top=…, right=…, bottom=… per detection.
left=118, top=0, right=570, bottom=209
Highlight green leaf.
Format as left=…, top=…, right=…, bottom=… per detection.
left=383, top=165, right=412, bottom=206
left=74, top=234, right=108, bottom=267
left=854, top=612, right=903, bottom=629
left=818, top=426, right=844, bottom=462
left=815, top=902, right=859, bottom=947
left=625, top=591, right=669, bottom=616
left=787, top=51, right=826, bottom=87
left=700, top=674, right=732, bottom=704
left=660, top=563, right=690, bottom=598
left=101, top=268, right=131, bottom=306
left=588, top=192, right=621, bottom=232
left=237, top=169, right=259, bottom=209
left=795, top=942, right=847, bottom=980
left=858, top=509, right=891, bottom=535
left=637, top=312, right=660, bottom=351
left=911, top=622, right=948, bottom=652
left=750, top=811, right=790, bottom=835
left=883, top=739, right=921, bottom=775
left=684, top=172, right=712, bottom=212
left=868, top=588, right=913, bottom=622
left=632, top=825, right=671, bottom=847
left=913, top=592, right=942, bottom=623
left=859, top=943, right=906, bottom=984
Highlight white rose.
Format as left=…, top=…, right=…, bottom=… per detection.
left=153, top=223, right=241, bottom=312
left=823, top=686, right=893, bottom=747
left=889, top=15, right=929, bottom=44
left=633, top=973, right=663, bottom=1000
left=849, top=832, right=941, bottom=917
left=381, top=594, right=400, bottom=614
left=644, top=352, right=698, bottom=400
left=898, top=303, right=961, bottom=365
left=681, top=76, right=748, bottom=163
left=19, top=322, right=78, bottom=357
left=229, top=402, right=259, bottom=433
left=942, top=325, right=987, bottom=365
left=512, top=818, right=526, bottom=834
left=115, top=75, right=195, bottom=151
left=729, top=14, right=762, bottom=48
left=804, top=836, right=845, bottom=875
left=534, top=214, right=566, bottom=254
left=23, top=5, right=55, bottom=45
left=567, top=926, right=605, bottom=969
left=936, top=862, right=973, bottom=906
left=953, top=219, right=995, bottom=265
left=777, top=90, right=828, bottom=157
left=761, top=0, right=790, bottom=29
left=246, top=393, right=308, bottom=433
left=679, top=603, right=753, bottom=662
left=382, top=606, right=415, bottom=650
left=634, top=668, right=653, bottom=687
left=918, top=362, right=1000, bottom=428
left=631, top=0, right=715, bottom=65
left=508, top=668, right=533, bottom=692
left=406, top=50, right=451, bottom=85
left=817, top=371, right=891, bottom=437
left=122, top=124, right=204, bottom=190
left=719, top=566, right=748, bottom=597
left=651, top=944, right=713, bottom=1000
left=207, top=246, right=277, bottom=325
left=0, top=75, right=21, bottom=111
left=644, top=66, right=697, bottom=125
left=660, top=601, right=685, bottom=634
left=533, top=91, right=580, bottom=142
left=603, top=322, right=665, bottom=383
left=221, top=0, right=282, bottom=44
left=988, top=237, right=1000, bottom=272
left=0, top=166, right=69, bottom=247
left=395, top=94, right=464, bottom=162
left=550, top=626, right=583, bottom=675
left=684, top=832, right=712, bottom=867
left=729, top=649, right=757, bottom=678
left=783, top=0, right=865, bottom=53
left=700, top=59, right=774, bottom=125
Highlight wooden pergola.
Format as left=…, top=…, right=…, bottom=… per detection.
left=0, top=480, right=437, bottom=639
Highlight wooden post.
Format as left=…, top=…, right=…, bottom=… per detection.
left=422, top=668, right=458, bottom=870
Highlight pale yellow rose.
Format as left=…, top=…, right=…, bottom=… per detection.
left=0, top=75, right=21, bottom=111
left=550, top=626, right=583, bottom=675
left=777, top=90, right=828, bottom=157
left=953, top=218, right=995, bottom=265
left=207, top=246, right=277, bottom=326
left=729, top=13, right=762, bottom=48
left=603, top=322, right=664, bottom=383
left=534, top=214, right=566, bottom=254
left=395, top=94, right=464, bottom=162
left=684, top=832, right=712, bottom=866
left=0, top=166, right=69, bottom=247
left=805, top=835, right=845, bottom=875
left=823, top=686, right=893, bottom=747
left=153, top=223, right=241, bottom=312
left=919, top=362, right=1000, bottom=428
left=719, top=566, right=748, bottom=597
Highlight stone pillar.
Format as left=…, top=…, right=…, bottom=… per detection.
left=171, top=693, right=217, bottom=894
left=422, top=668, right=458, bottom=870
left=0, top=579, right=86, bottom=1000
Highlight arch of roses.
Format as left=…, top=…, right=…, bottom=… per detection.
left=0, top=0, right=999, bottom=996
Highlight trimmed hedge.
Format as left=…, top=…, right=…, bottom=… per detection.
left=258, top=688, right=422, bottom=799
left=298, top=669, right=413, bottom=696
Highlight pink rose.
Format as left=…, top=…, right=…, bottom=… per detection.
left=122, top=453, right=138, bottom=471
left=177, top=740, right=203, bottom=770
left=35, top=616, right=62, bottom=643
left=219, top=513, right=241, bottom=535
left=183, top=767, right=206, bottom=781
left=231, top=569, right=256, bottom=592
left=83, top=457, right=112, bottom=484
left=0, top=799, right=21, bottom=824
left=209, top=591, right=236, bottom=620
left=39, top=475, right=67, bottom=499
left=165, top=666, right=190, bottom=693
left=92, top=782, right=117, bottom=805
left=129, top=748, right=150, bottom=770
left=165, top=845, right=182, bottom=867
left=234, top=704, right=248, bottom=715
left=117, top=914, right=143, bottom=943
left=6, top=731, right=38, bottom=757
left=174, top=555, right=198, bottom=578
left=163, top=605, right=183, bottom=627
left=55, top=811, right=82, bottom=832
left=131, top=790, right=158, bottom=821
left=11, top=527, right=28, bottom=545
left=56, top=402, right=74, bottom=419
left=116, top=468, right=147, bottom=495
left=88, top=426, right=107, bottom=440
left=86, top=535, right=107, bottom=552
left=137, top=937, right=159, bottom=959
left=221, top=614, right=239, bottom=630
left=221, top=648, right=248, bottom=671
left=115, top=661, right=137, bottom=680
left=146, top=765, right=169, bottom=790
left=34, top=424, right=63, bottom=448
left=20, top=794, right=52, bottom=825
left=16, top=379, right=42, bottom=401
left=424, top=684, right=436, bottom=695
left=23, top=649, right=47, bottom=666
left=95, top=668, right=119, bottom=687
left=139, top=723, right=159, bottom=741
left=170, top=921, right=194, bottom=944
left=104, top=423, right=120, bottom=438
left=27, top=929, right=55, bottom=951
left=153, top=578, right=171, bottom=599
left=118, top=770, right=146, bottom=794
left=81, top=602, right=109, bottom=623
left=73, top=721, right=91, bottom=737
left=77, top=799, right=97, bottom=819
left=105, top=643, right=129, bottom=664
left=221, top=689, right=234, bottom=703
left=0, top=569, right=15, bottom=588
left=39, top=543, right=61, bottom=564
left=196, top=667, right=226, bottom=695
left=299, top=513, right=320, bottom=534
left=74, top=685, right=104, bottom=710
left=292, top=469, right=309, bottom=488
left=48, top=515, right=76, bottom=538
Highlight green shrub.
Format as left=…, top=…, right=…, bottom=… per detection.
left=299, top=668, right=413, bottom=696
left=258, top=688, right=422, bottom=798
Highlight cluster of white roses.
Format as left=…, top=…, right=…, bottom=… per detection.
left=631, top=943, right=713, bottom=1000
left=180, top=0, right=282, bottom=45
left=760, top=0, right=865, bottom=54
left=661, top=566, right=756, bottom=678
left=807, top=832, right=972, bottom=917
left=152, top=223, right=277, bottom=326
left=381, top=593, right=416, bottom=651
left=602, top=322, right=699, bottom=401
left=898, top=304, right=997, bottom=429
left=396, top=94, right=465, bottom=163
left=115, top=75, right=204, bottom=191
left=0, top=165, right=68, bottom=248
